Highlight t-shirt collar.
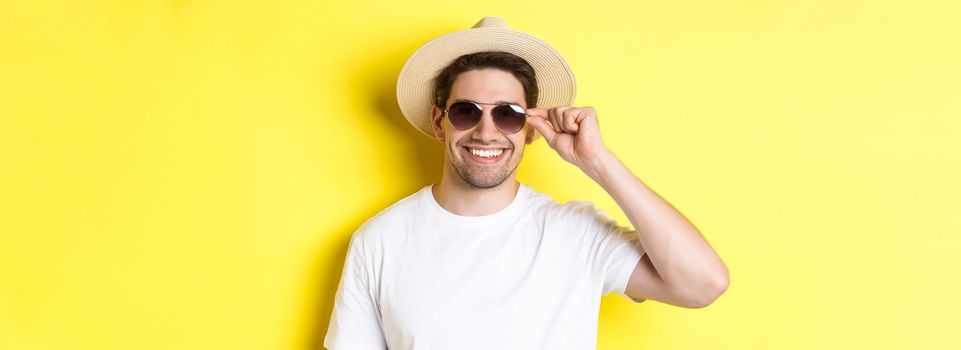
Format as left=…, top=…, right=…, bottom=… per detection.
left=421, top=183, right=530, bottom=227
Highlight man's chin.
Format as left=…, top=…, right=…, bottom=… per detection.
left=460, top=171, right=500, bottom=186
left=465, top=181, right=501, bottom=189
left=455, top=166, right=509, bottom=189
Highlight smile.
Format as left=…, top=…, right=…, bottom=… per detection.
left=462, top=146, right=509, bottom=164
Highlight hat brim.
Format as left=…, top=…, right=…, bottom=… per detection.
left=396, top=27, right=577, bottom=142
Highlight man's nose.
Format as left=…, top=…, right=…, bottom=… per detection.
left=470, top=109, right=501, bottom=140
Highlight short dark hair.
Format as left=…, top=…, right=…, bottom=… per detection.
left=433, top=51, right=538, bottom=108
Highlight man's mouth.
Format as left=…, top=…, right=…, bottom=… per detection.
left=462, top=146, right=509, bottom=164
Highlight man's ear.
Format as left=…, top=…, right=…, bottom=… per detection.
left=431, top=105, right=445, bottom=142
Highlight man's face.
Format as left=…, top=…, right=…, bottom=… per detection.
left=431, top=68, right=534, bottom=189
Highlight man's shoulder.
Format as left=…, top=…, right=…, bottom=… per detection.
left=352, top=185, right=428, bottom=240
left=522, top=185, right=618, bottom=230
left=524, top=184, right=600, bottom=216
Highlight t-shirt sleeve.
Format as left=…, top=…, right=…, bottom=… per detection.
left=323, top=231, right=388, bottom=350
left=573, top=201, right=647, bottom=301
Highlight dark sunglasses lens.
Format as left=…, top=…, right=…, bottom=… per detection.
left=448, top=102, right=481, bottom=130
left=492, top=104, right=526, bottom=133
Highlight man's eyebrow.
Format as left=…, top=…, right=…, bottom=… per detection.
left=452, top=98, right=522, bottom=105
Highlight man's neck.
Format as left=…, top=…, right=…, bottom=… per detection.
left=431, top=174, right=520, bottom=217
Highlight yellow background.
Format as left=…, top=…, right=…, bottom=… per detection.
left=2, top=1, right=959, bottom=349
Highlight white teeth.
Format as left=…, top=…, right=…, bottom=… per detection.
left=468, top=148, right=504, bottom=158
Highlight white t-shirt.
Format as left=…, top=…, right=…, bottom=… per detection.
left=324, top=183, right=646, bottom=350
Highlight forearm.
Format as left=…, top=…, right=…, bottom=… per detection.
left=582, top=149, right=729, bottom=300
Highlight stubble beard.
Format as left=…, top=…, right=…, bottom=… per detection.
left=448, top=147, right=519, bottom=189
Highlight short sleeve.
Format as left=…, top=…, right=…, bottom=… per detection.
left=574, top=202, right=646, bottom=301
left=323, top=232, right=388, bottom=350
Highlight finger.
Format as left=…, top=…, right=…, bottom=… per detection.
left=556, top=106, right=575, bottom=133
left=562, top=109, right=580, bottom=133
left=575, top=106, right=598, bottom=135
left=526, top=107, right=549, bottom=118
left=525, top=114, right=556, bottom=145
left=552, top=106, right=574, bottom=133
left=548, top=107, right=563, bottom=133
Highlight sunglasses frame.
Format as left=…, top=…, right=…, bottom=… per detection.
left=442, top=100, right=529, bottom=134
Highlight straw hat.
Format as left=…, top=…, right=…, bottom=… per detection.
left=396, top=16, right=577, bottom=141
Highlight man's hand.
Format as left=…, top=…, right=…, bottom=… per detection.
left=526, top=106, right=610, bottom=172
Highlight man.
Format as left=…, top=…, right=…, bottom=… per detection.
left=324, top=17, right=729, bottom=350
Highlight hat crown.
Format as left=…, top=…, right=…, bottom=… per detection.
left=472, top=16, right=508, bottom=29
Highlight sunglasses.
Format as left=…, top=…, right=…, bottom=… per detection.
left=443, top=100, right=528, bottom=134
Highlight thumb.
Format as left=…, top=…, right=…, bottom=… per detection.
left=526, top=114, right=556, bottom=145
